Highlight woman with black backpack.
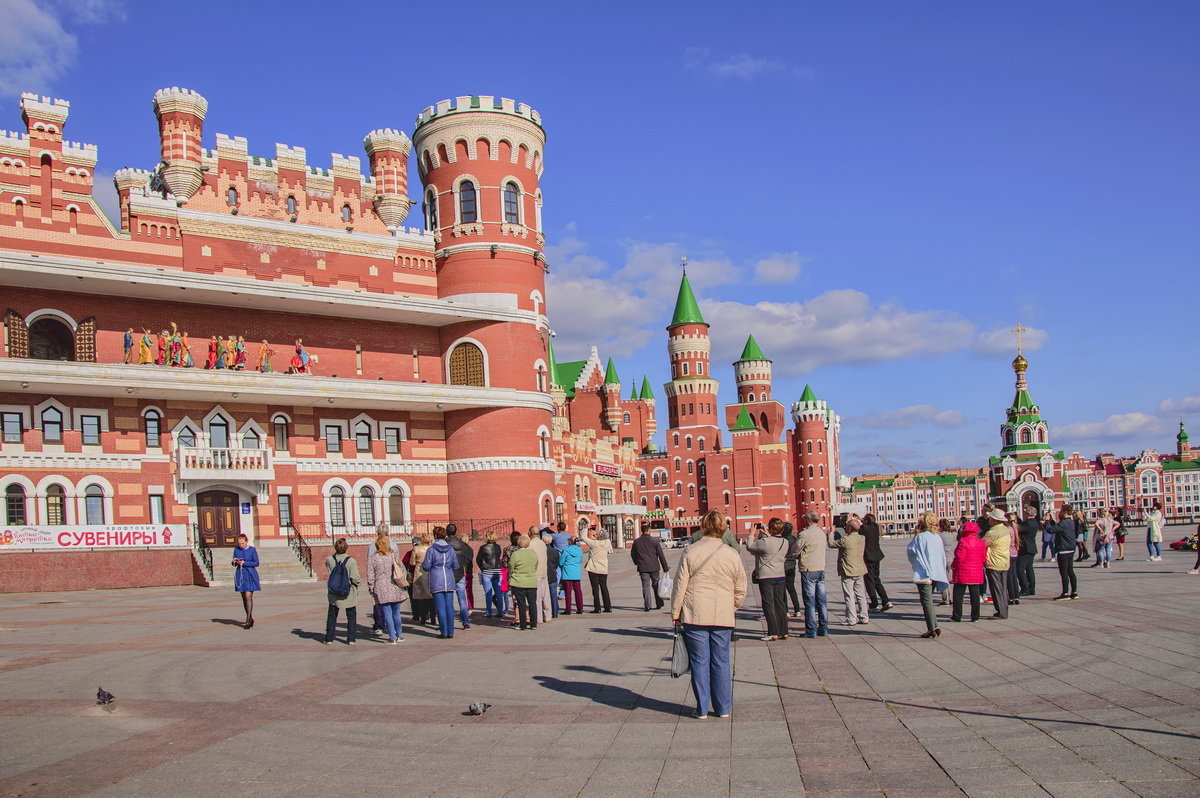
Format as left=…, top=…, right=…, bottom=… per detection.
left=323, top=538, right=361, bottom=645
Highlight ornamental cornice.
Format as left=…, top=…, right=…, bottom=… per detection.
left=446, top=457, right=556, bottom=473
left=174, top=210, right=415, bottom=259
left=435, top=241, right=541, bottom=258
left=293, top=459, right=446, bottom=474
left=451, top=222, right=485, bottom=238
left=0, top=453, right=169, bottom=470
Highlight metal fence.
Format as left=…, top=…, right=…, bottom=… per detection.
left=286, top=518, right=516, bottom=546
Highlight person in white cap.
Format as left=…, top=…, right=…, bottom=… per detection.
left=983, top=507, right=1012, bottom=619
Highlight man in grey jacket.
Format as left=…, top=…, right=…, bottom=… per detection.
left=630, top=528, right=670, bottom=611
left=796, top=510, right=830, bottom=637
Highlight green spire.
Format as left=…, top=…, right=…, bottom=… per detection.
left=1180, top=421, right=1190, bottom=443
left=629, top=385, right=639, bottom=401
left=799, top=384, right=818, bottom=403
left=546, top=336, right=559, bottom=387
left=669, top=272, right=706, bottom=326
left=738, top=334, right=767, bottom=362
left=731, top=405, right=757, bottom=432
left=603, top=357, right=620, bottom=385
left=639, top=376, right=655, bottom=400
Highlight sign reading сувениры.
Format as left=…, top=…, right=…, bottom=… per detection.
left=0, top=525, right=187, bottom=550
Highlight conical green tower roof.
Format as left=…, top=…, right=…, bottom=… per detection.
left=730, top=405, right=757, bottom=432
left=1179, top=421, right=1190, bottom=443
left=670, top=272, right=706, bottom=326
left=737, top=334, right=767, bottom=362
left=639, top=376, right=655, bottom=400
left=546, top=336, right=560, bottom=387
left=629, top=385, right=639, bottom=401
left=603, top=357, right=620, bottom=385
left=799, top=384, right=818, bottom=403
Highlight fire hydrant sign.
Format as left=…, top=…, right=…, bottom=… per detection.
left=0, top=525, right=187, bottom=550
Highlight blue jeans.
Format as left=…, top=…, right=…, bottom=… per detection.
left=682, top=624, right=733, bottom=716
left=433, top=591, right=455, bottom=637
left=548, top=579, right=560, bottom=618
left=1097, top=542, right=1113, bottom=563
left=379, top=601, right=403, bottom=641
left=454, top=577, right=470, bottom=626
left=1147, top=538, right=1161, bottom=558
left=1041, top=538, right=1053, bottom=559
left=481, top=572, right=503, bottom=616
left=800, top=571, right=828, bottom=634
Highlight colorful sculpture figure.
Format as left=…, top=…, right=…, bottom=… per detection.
left=215, top=336, right=227, bottom=369
left=181, top=332, right=194, bottom=368
left=137, top=329, right=153, bottom=365
left=205, top=336, right=218, bottom=369
left=225, top=336, right=237, bottom=368
left=123, top=328, right=134, bottom=364
left=290, top=338, right=310, bottom=374
left=234, top=336, right=247, bottom=370
left=256, top=340, right=275, bottom=373
left=155, top=331, right=167, bottom=366
left=168, top=330, right=182, bottom=367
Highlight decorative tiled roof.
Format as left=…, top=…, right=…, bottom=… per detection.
left=738, top=334, right=767, bottom=362
left=670, top=272, right=705, bottom=326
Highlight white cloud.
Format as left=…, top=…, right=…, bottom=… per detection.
left=543, top=226, right=607, bottom=277
left=615, top=241, right=739, bottom=300
left=1055, top=412, right=1171, bottom=447
left=970, top=325, right=1048, bottom=358
left=685, top=47, right=814, bottom=81
left=1158, top=391, right=1200, bottom=418
left=702, top=289, right=975, bottom=375
left=753, top=252, right=803, bottom=284
left=0, top=0, right=124, bottom=95
left=850, top=404, right=967, bottom=430
left=545, top=274, right=653, bottom=360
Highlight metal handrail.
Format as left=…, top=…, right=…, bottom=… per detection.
left=285, top=524, right=313, bottom=577
left=190, top=523, right=213, bottom=581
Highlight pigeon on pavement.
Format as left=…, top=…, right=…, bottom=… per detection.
left=467, top=702, right=492, bottom=716
left=97, top=687, right=115, bottom=705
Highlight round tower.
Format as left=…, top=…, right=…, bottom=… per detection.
left=362, top=128, right=412, bottom=231
left=152, top=87, right=208, bottom=202
left=603, top=358, right=623, bottom=432
left=413, top=96, right=553, bottom=525
left=734, top=334, right=771, bottom=403
left=791, top=385, right=836, bottom=527
left=665, top=268, right=720, bottom=432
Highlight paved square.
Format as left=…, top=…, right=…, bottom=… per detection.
left=1, top=541, right=1197, bottom=796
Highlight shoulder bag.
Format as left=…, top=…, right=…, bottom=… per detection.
left=391, top=552, right=409, bottom=588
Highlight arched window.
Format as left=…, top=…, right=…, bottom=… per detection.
left=286, top=195, right=297, bottom=215
left=676, top=482, right=683, bottom=496
left=685, top=436, right=692, bottom=449
left=273, top=416, right=289, bottom=452
left=698, top=463, right=706, bottom=478
left=809, top=490, right=816, bottom=502
left=807, top=465, right=814, bottom=479
left=722, top=466, right=729, bottom=481
left=209, top=416, right=230, bottom=449
left=639, top=473, right=646, bottom=487
left=226, top=187, right=238, bottom=207
left=539, top=430, right=550, bottom=458
left=243, top=429, right=261, bottom=449
left=654, top=496, right=661, bottom=510
left=1019, top=428, right=1031, bottom=444
left=387, top=487, right=405, bottom=526
left=40, top=407, right=63, bottom=442
left=805, top=440, right=813, bottom=454
left=84, top=485, right=105, bottom=524
left=687, top=460, right=694, bottom=474
left=1005, top=429, right=1015, bottom=446
left=447, top=342, right=485, bottom=386
left=817, top=440, right=823, bottom=453
left=45, top=484, right=66, bottom=524
left=688, top=484, right=695, bottom=498
left=723, top=491, right=730, bottom=505
left=1141, top=472, right=1159, bottom=495
left=819, top=465, right=825, bottom=478
left=503, top=181, right=521, bottom=224
left=698, top=438, right=705, bottom=451
left=328, top=486, right=346, bottom=527
left=144, top=411, right=161, bottom=448
left=341, top=204, right=353, bottom=223
left=424, top=188, right=438, bottom=229
left=674, top=458, right=681, bottom=473
left=354, top=421, right=372, bottom=452
left=177, top=426, right=197, bottom=448
left=673, top=433, right=680, bottom=447
left=458, top=180, right=477, bottom=223
left=358, top=486, right=376, bottom=526
left=5, top=485, right=27, bottom=524
left=28, top=318, right=74, bottom=361
left=1037, top=428, right=1046, bottom=443
left=623, top=412, right=631, bottom=424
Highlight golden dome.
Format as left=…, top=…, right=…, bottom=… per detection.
left=1012, top=354, right=1028, bottom=371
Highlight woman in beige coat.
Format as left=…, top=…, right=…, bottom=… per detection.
left=580, top=527, right=612, bottom=613
left=408, top=533, right=434, bottom=626
left=671, top=510, right=747, bottom=719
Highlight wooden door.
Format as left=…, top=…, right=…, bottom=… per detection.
left=197, top=490, right=241, bottom=547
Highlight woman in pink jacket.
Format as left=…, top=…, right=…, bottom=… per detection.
left=950, top=521, right=987, bottom=623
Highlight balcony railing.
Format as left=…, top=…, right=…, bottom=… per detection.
left=176, top=446, right=275, bottom=481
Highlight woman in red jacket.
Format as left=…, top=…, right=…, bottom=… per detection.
left=950, top=521, right=987, bottom=622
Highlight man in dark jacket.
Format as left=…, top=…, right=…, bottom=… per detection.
left=630, top=527, right=670, bottom=611
left=782, top=522, right=803, bottom=616
left=860, top=514, right=893, bottom=611
left=542, top=528, right=561, bottom=618
left=445, top=523, right=473, bottom=629
left=1016, top=508, right=1039, bottom=596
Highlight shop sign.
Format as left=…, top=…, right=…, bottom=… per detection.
left=0, top=524, right=187, bottom=550
left=644, top=510, right=666, bottom=519
left=593, top=463, right=621, bottom=477
left=574, top=502, right=597, bottom=513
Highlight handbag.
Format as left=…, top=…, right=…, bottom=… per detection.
left=657, top=572, right=673, bottom=600
left=500, top=567, right=509, bottom=592
left=391, top=553, right=409, bottom=588
left=670, top=630, right=690, bottom=678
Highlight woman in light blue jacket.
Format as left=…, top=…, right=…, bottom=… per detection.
left=559, top=538, right=584, bottom=614
left=422, top=527, right=460, bottom=639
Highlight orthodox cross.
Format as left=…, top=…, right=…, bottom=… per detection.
left=680, top=256, right=688, bottom=275
left=1011, top=323, right=1028, bottom=355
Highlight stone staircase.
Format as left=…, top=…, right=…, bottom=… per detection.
left=206, top=545, right=316, bottom=587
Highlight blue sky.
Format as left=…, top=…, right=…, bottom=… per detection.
left=4, top=0, right=1197, bottom=475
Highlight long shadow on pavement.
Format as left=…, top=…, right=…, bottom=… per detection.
left=534, top=674, right=688, bottom=716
